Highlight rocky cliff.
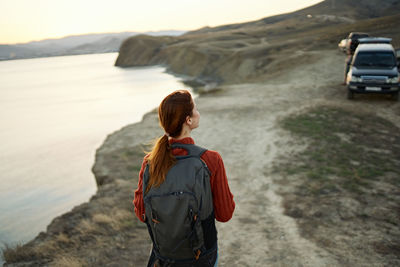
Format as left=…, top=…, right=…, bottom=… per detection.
left=115, top=0, right=400, bottom=85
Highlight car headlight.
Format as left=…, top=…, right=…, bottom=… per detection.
left=387, top=76, right=399, bottom=83
left=351, top=75, right=362, bottom=82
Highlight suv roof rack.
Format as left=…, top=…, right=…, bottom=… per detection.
left=358, top=37, right=392, bottom=44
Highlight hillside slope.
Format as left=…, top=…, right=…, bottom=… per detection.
left=115, top=0, right=400, bottom=85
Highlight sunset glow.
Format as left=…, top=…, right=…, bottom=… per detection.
left=0, top=0, right=323, bottom=44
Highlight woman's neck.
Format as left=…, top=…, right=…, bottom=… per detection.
left=170, top=127, right=191, bottom=140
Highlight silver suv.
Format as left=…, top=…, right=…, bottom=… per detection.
left=346, top=43, right=399, bottom=100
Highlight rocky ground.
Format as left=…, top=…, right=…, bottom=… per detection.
left=3, top=48, right=400, bottom=266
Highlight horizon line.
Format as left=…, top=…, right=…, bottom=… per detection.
left=0, top=29, right=189, bottom=46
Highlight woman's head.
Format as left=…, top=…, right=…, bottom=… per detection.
left=158, top=90, right=198, bottom=138
left=146, top=89, right=198, bottom=193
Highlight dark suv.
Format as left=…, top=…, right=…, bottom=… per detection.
left=346, top=43, right=399, bottom=100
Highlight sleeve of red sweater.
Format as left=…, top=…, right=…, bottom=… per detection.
left=133, top=156, right=148, bottom=222
left=201, top=150, right=235, bottom=222
left=133, top=151, right=235, bottom=223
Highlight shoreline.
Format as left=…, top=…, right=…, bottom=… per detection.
left=0, top=61, right=194, bottom=254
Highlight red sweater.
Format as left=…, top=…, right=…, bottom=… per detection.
left=133, top=137, right=235, bottom=223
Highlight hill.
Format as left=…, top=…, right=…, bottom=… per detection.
left=0, top=30, right=186, bottom=61
left=115, top=0, right=400, bottom=86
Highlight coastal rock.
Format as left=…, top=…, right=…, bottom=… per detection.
left=115, top=35, right=176, bottom=67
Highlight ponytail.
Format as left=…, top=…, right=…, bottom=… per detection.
left=146, top=134, right=176, bottom=193
left=145, top=90, right=193, bottom=193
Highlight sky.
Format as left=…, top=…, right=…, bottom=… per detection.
left=0, top=0, right=323, bottom=44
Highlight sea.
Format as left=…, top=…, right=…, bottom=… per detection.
left=0, top=52, right=192, bottom=249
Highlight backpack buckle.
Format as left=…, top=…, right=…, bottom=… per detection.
left=194, top=249, right=201, bottom=260
left=151, top=211, right=160, bottom=224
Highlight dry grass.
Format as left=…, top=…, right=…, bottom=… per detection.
left=275, top=105, right=400, bottom=265
left=96, top=197, right=115, bottom=207
left=92, top=213, right=114, bottom=225
left=2, top=239, right=61, bottom=264
left=56, top=233, right=70, bottom=244
left=113, top=209, right=132, bottom=221
left=77, top=219, right=99, bottom=234
left=51, top=255, right=87, bottom=267
left=1, top=243, right=37, bottom=263
left=35, top=240, right=59, bottom=257
left=2, top=206, right=142, bottom=265
left=55, top=233, right=74, bottom=248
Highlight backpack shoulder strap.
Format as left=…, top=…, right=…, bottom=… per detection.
left=142, top=163, right=150, bottom=195
left=171, top=143, right=207, bottom=159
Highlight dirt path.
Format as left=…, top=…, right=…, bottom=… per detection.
left=190, top=49, right=399, bottom=266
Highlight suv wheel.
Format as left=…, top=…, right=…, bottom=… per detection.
left=347, top=90, right=354, bottom=100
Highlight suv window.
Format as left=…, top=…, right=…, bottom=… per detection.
left=354, top=51, right=396, bottom=68
left=351, top=33, right=369, bottom=40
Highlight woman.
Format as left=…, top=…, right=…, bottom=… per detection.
left=133, top=90, right=235, bottom=266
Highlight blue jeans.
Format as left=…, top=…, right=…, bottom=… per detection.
left=214, top=250, right=218, bottom=267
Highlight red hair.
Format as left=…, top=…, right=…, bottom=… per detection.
left=146, top=90, right=194, bottom=193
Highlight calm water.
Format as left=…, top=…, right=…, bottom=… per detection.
left=0, top=53, right=191, bottom=247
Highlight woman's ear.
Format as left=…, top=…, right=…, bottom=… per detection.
left=185, top=115, right=192, bottom=126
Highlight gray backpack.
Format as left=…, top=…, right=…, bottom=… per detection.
left=143, top=143, right=214, bottom=262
